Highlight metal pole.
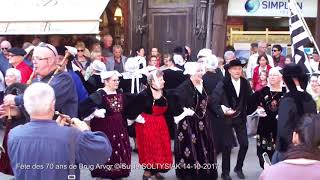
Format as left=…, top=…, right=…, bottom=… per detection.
left=205, top=0, right=214, bottom=48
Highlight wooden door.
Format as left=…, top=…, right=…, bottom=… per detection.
left=149, top=11, right=190, bottom=54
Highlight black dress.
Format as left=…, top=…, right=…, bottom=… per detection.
left=174, top=80, right=217, bottom=180
left=85, top=74, right=104, bottom=94
left=250, top=86, right=285, bottom=168
left=79, top=90, right=131, bottom=179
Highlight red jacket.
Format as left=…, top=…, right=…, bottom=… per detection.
left=16, top=61, right=33, bottom=84
left=252, top=65, right=272, bottom=91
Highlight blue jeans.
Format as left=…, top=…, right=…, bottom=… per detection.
left=272, top=150, right=285, bottom=164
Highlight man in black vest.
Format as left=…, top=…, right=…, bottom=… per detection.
left=211, top=59, right=253, bottom=180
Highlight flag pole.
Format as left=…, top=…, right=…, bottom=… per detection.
left=290, top=0, right=320, bottom=53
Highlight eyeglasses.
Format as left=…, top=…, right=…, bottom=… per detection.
left=37, top=43, right=57, bottom=56
left=77, top=49, right=84, bottom=52
left=1, top=48, right=8, bottom=51
left=272, top=49, right=279, bottom=52
left=32, top=56, right=50, bottom=61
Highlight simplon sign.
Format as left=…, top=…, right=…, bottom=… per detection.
left=228, top=0, right=318, bottom=18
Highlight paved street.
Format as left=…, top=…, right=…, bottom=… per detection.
left=0, top=128, right=261, bottom=180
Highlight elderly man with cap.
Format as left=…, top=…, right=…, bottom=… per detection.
left=7, top=47, right=33, bottom=84
left=1, top=43, right=78, bottom=118
left=211, top=59, right=253, bottom=180
left=272, top=64, right=317, bottom=164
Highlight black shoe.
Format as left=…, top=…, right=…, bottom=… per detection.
left=154, top=173, right=165, bottom=180
left=221, top=174, right=232, bottom=180
left=234, top=169, right=245, bottom=179
left=142, top=175, right=153, bottom=180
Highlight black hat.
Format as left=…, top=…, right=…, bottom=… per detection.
left=8, top=47, right=26, bottom=56
left=280, top=64, right=307, bottom=79
left=55, top=46, right=67, bottom=56
left=224, top=59, right=245, bottom=69
left=313, top=48, right=318, bottom=54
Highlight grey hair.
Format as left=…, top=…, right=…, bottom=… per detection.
left=147, top=70, right=164, bottom=85
left=258, top=41, right=267, bottom=47
left=224, top=51, right=235, bottom=60
left=23, top=83, right=55, bottom=116
left=6, top=68, right=21, bottom=83
left=113, top=45, right=123, bottom=53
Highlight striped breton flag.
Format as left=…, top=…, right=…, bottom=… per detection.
left=289, top=0, right=312, bottom=74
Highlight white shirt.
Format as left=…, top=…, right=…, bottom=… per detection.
left=221, top=78, right=240, bottom=113
left=246, top=53, right=274, bottom=79
left=231, top=78, right=241, bottom=97
left=310, top=59, right=319, bottom=72
left=220, top=67, right=226, bottom=77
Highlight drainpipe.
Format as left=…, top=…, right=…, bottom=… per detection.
left=205, top=0, right=214, bottom=48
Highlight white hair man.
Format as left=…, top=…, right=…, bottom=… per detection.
left=106, top=45, right=127, bottom=73
left=246, top=41, right=274, bottom=81
left=102, top=35, right=113, bottom=57
left=7, top=82, right=112, bottom=180
left=224, top=51, right=236, bottom=64
left=2, top=43, right=78, bottom=118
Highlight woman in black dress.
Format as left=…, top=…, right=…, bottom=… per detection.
left=250, top=67, right=285, bottom=168
left=174, top=62, right=218, bottom=180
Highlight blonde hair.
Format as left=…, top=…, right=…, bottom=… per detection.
left=75, top=41, right=86, bottom=49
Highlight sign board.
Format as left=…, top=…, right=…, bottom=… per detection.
left=0, top=0, right=109, bottom=34
left=228, top=0, right=318, bottom=18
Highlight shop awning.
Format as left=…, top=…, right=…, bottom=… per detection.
left=0, top=0, right=110, bottom=35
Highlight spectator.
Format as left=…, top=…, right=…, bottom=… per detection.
left=285, top=55, right=293, bottom=65
left=250, top=43, right=258, bottom=55
left=224, top=51, right=236, bottom=64
left=7, top=48, right=33, bottom=84
left=102, top=35, right=113, bottom=57
left=259, top=114, right=320, bottom=180
left=106, top=45, right=127, bottom=73
left=311, top=48, right=320, bottom=72
left=306, top=73, right=320, bottom=112
left=0, top=68, right=26, bottom=175
left=150, top=48, right=161, bottom=67
left=246, top=41, right=274, bottom=81
left=7, top=82, right=112, bottom=180
left=73, top=42, right=91, bottom=76
left=252, top=54, right=272, bottom=91
left=0, top=41, right=12, bottom=75
left=272, top=45, right=285, bottom=68
left=2, top=43, right=78, bottom=118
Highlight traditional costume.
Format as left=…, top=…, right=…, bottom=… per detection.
left=79, top=71, right=131, bottom=179
left=0, top=83, right=27, bottom=175
left=250, top=86, right=285, bottom=168
left=174, top=62, right=217, bottom=180
left=126, top=86, right=181, bottom=175
left=211, top=59, right=253, bottom=179
left=273, top=64, right=317, bottom=163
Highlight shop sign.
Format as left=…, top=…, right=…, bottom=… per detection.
left=228, top=0, right=318, bottom=18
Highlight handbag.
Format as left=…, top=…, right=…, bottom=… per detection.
left=246, top=114, right=260, bottom=137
